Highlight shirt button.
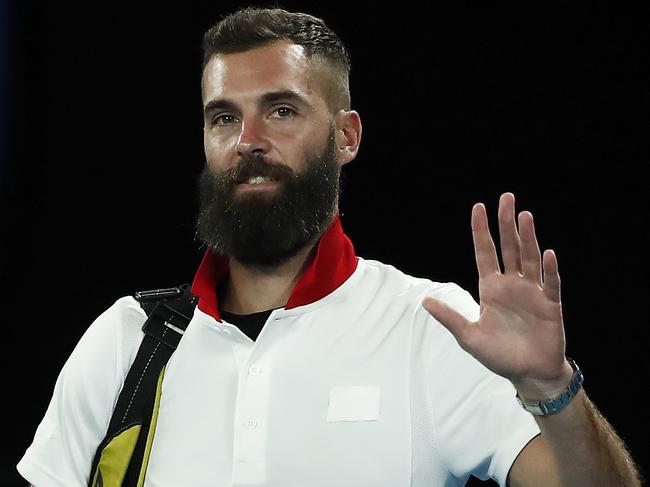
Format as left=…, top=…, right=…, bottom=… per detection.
left=249, top=366, right=261, bottom=376
left=246, top=420, right=258, bottom=429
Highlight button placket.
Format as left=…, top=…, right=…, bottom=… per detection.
left=232, top=359, right=272, bottom=483
left=232, top=310, right=291, bottom=484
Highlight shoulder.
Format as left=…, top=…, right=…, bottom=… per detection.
left=55, top=296, right=147, bottom=408
left=58, top=295, right=149, bottom=423
left=356, top=257, right=478, bottom=320
left=69, top=296, right=147, bottom=373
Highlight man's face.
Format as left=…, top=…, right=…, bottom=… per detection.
left=197, top=41, right=343, bottom=268
left=201, top=40, right=336, bottom=183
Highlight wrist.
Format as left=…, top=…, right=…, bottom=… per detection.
left=515, top=359, right=584, bottom=416
left=513, top=359, right=574, bottom=401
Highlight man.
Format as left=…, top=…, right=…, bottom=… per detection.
left=18, top=7, right=641, bottom=487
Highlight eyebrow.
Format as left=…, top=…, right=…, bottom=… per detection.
left=203, top=90, right=310, bottom=116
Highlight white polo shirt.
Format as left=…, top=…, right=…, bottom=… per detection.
left=18, top=216, right=540, bottom=487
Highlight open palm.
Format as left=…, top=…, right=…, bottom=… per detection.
left=423, top=193, right=571, bottom=396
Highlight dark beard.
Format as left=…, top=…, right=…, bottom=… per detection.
left=195, top=131, right=340, bottom=269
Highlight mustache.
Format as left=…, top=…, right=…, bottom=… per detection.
left=229, top=155, right=296, bottom=185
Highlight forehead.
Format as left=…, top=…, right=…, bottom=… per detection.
left=202, top=41, right=320, bottom=104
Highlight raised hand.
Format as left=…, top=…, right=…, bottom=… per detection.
left=422, top=192, right=573, bottom=398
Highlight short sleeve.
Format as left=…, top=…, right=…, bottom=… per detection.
left=413, top=283, right=541, bottom=486
left=17, top=297, right=146, bottom=487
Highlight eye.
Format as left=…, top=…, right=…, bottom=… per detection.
left=212, top=114, right=238, bottom=126
left=271, top=106, right=297, bottom=119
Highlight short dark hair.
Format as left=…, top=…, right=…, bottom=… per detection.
left=201, top=7, right=351, bottom=112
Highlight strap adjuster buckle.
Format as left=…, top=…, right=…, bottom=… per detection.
left=138, top=286, right=198, bottom=349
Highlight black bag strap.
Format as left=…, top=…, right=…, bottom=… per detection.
left=89, top=284, right=198, bottom=486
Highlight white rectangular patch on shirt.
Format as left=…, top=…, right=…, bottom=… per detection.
left=327, top=385, right=381, bottom=422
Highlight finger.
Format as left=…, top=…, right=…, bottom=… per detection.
left=542, top=249, right=561, bottom=303
left=498, top=192, right=523, bottom=275
left=422, top=297, right=475, bottom=351
left=518, top=211, right=543, bottom=286
left=471, top=202, right=501, bottom=277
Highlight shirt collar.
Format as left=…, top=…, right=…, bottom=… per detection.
left=190, top=214, right=358, bottom=322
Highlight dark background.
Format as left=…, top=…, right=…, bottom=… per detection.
left=2, top=1, right=648, bottom=485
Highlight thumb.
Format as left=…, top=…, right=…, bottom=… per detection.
left=422, top=296, right=472, bottom=345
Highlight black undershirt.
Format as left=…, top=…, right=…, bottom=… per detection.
left=219, top=308, right=273, bottom=341
left=217, top=281, right=280, bottom=341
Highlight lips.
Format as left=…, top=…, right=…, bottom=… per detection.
left=234, top=169, right=280, bottom=184
left=232, top=158, right=289, bottom=185
left=244, top=175, right=277, bottom=185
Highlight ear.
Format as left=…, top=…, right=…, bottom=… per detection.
left=334, top=110, right=362, bottom=166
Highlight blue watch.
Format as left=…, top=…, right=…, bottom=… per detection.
left=516, top=359, right=584, bottom=416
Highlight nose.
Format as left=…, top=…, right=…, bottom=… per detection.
left=235, top=118, right=271, bottom=157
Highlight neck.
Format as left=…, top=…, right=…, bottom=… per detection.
left=220, top=244, right=317, bottom=315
